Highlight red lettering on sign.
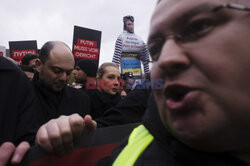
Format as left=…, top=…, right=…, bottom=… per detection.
left=86, top=78, right=123, bottom=90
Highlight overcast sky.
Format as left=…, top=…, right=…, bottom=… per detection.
left=0, top=0, right=156, bottom=65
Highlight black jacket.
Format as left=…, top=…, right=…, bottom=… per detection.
left=80, top=86, right=95, bottom=98
left=96, top=88, right=151, bottom=127
left=0, top=56, right=36, bottom=145
left=89, top=89, right=121, bottom=119
left=32, top=73, right=90, bottom=127
left=99, top=94, right=250, bottom=166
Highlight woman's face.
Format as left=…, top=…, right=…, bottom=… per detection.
left=100, top=66, right=121, bottom=95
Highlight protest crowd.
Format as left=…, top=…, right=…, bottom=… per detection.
left=1, top=0, right=250, bottom=165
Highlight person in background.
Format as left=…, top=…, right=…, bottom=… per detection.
left=21, top=53, right=39, bottom=68
left=122, top=72, right=135, bottom=92
left=89, top=62, right=121, bottom=119
left=119, top=72, right=135, bottom=99
left=32, top=41, right=90, bottom=127
left=112, top=15, right=150, bottom=78
left=20, top=65, right=35, bottom=80
left=73, top=59, right=97, bottom=94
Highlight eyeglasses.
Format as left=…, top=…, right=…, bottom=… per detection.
left=148, top=3, right=250, bottom=61
left=213, top=3, right=250, bottom=12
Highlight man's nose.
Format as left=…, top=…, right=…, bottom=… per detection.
left=157, top=39, right=190, bottom=77
left=59, top=72, right=67, bottom=81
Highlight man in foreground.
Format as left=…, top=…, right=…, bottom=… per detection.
left=110, top=0, right=250, bottom=164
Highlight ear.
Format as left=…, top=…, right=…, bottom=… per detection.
left=34, top=59, right=42, bottom=72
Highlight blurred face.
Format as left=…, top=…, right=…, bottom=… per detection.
left=73, top=66, right=87, bottom=84
left=127, top=78, right=135, bottom=88
left=125, top=20, right=134, bottom=33
left=121, top=90, right=127, bottom=99
left=38, top=43, right=74, bottom=92
left=149, top=0, right=250, bottom=152
left=24, top=71, right=34, bottom=80
left=100, top=66, right=121, bottom=95
left=28, top=58, right=39, bottom=68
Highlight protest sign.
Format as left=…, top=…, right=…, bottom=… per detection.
left=9, top=40, right=37, bottom=65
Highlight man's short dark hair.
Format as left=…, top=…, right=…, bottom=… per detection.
left=123, top=15, right=134, bottom=23
left=21, top=53, right=39, bottom=65
left=121, top=72, right=134, bottom=80
left=20, top=65, right=35, bottom=73
left=76, top=59, right=97, bottom=77
left=39, top=41, right=55, bottom=64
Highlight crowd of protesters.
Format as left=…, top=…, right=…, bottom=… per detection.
left=0, top=14, right=150, bottom=166
left=0, top=38, right=149, bottom=165
left=2, top=0, right=250, bottom=165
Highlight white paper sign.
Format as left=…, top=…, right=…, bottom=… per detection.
left=0, top=46, right=6, bottom=57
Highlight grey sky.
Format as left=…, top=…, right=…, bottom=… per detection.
left=0, top=0, right=156, bottom=65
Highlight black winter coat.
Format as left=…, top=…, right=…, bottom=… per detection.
left=98, top=94, right=250, bottom=166
left=96, top=88, right=151, bottom=127
left=0, top=57, right=36, bottom=145
left=89, top=89, right=121, bottom=119
left=32, top=73, right=90, bottom=127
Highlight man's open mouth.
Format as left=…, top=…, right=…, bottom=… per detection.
left=165, top=85, right=194, bottom=102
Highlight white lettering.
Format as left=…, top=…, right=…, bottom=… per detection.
left=75, top=52, right=96, bottom=59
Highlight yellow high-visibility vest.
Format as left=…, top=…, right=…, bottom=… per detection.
left=113, top=125, right=154, bottom=166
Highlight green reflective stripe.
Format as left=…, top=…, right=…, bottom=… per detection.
left=113, top=125, right=154, bottom=166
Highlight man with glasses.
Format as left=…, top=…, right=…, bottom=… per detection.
left=107, top=0, right=250, bottom=165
